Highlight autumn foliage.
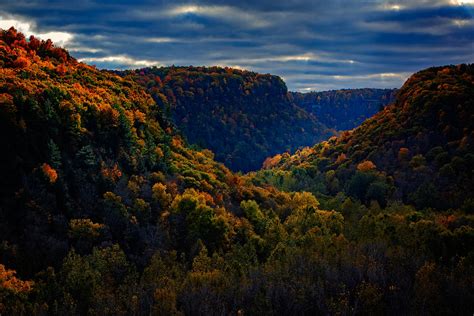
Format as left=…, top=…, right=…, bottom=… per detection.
left=0, top=264, right=33, bottom=293
left=0, top=264, right=33, bottom=314
left=120, top=66, right=333, bottom=172
left=41, top=163, right=58, bottom=183
left=260, top=64, right=474, bottom=210
left=357, top=160, right=376, bottom=172
left=0, top=28, right=473, bottom=315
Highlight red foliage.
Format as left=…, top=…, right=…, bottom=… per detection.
left=12, top=56, right=30, bottom=69
left=28, top=35, right=41, bottom=51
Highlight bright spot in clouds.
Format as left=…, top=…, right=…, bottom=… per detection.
left=450, top=0, right=474, bottom=4
left=78, top=55, right=161, bottom=69
left=0, top=0, right=472, bottom=90
left=146, top=37, right=177, bottom=43
left=389, top=4, right=404, bottom=10
left=0, top=16, right=73, bottom=46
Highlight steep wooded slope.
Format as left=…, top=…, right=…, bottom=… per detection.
left=0, top=28, right=295, bottom=275
left=120, top=66, right=333, bottom=172
left=1, top=28, right=473, bottom=315
left=257, top=64, right=474, bottom=210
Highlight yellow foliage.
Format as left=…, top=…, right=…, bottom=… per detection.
left=69, top=218, right=104, bottom=239
left=128, top=175, right=145, bottom=196
left=152, top=183, right=172, bottom=207
left=291, top=191, right=320, bottom=210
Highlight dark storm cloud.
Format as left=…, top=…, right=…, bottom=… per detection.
left=0, top=0, right=473, bottom=91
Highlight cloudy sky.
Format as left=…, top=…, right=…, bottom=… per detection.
left=1, top=0, right=473, bottom=91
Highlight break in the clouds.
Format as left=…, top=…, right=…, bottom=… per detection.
left=0, top=0, right=473, bottom=91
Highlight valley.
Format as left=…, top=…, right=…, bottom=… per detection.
left=0, top=28, right=473, bottom=315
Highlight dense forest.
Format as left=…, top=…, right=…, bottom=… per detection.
left=119, top=67, right=334, bottom=172
left=120, top=69, right=396, bottom=172
left=0, top=28, right=473, bottom=315
left=257, top=64, right=474, bottom=210
left=291, top=88, right=397, bottom=130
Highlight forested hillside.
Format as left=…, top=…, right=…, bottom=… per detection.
left=291, top=88, right=397, bottom=130
left=0, top=28, right=328, bottom=314
left=120, top=67, right=333, bottom=172
left=0, top=28, right=473, bottom=315
left=257, top=64, right=474, bottom=210
left=122, top=69, right=396, bottom=172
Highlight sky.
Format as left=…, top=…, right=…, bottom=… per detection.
left=0, top=0, right=473, bottom=91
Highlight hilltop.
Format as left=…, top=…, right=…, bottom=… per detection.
left=257, top=64, right=474, bottom=210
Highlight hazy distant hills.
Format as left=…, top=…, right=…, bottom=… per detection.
left=291, top=88, right=397, bottom=131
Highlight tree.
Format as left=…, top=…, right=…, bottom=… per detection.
left=357, top=160, right=376, bottom=172
left=47, top=139, right=62, bottom=169
left=170, top=189, right=230, bottom=252
left=60, top=245, right=138, bottom=315
left=41, top=163, right=58, bottom=184
left=152, top=182, right=172, bottom=210
left=240, top=200, right=267, bottom=235
left=0, top=264, right=33, bottom=315
left=345, top=171, right=376, bottom=202
left=76, top=145, right=97, bottom=168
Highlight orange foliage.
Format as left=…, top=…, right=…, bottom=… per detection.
left=0, top=93, right=14, bottom=105
left=41, top=163, right=58, bottom=183
left=262, top=154, right=282, bottom=169
left=155, top=146, right=164, bottom=159
left=335, top=153, right=347, bottom=164
left=171, top=137, right=183, bottom=148
left=12, top=56, right=30, bottom=69
left=134, top=110, right=146, bottom=123
left=101, top=163, right=122, bottom=182
left=357, top=160, right=376, bottom=172
left=398, top=147, right=410, bottom=161
left=436, top=214, right=457, bottom=228
left=0, top=264, right=33, bottom=294
left=56, top=63, right=67, bottom=76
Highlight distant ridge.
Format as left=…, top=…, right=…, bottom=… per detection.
left=291, top=88, right=397, bottom=130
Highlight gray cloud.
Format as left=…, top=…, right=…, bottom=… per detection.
left=0, top=0, right=473, bottom=91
